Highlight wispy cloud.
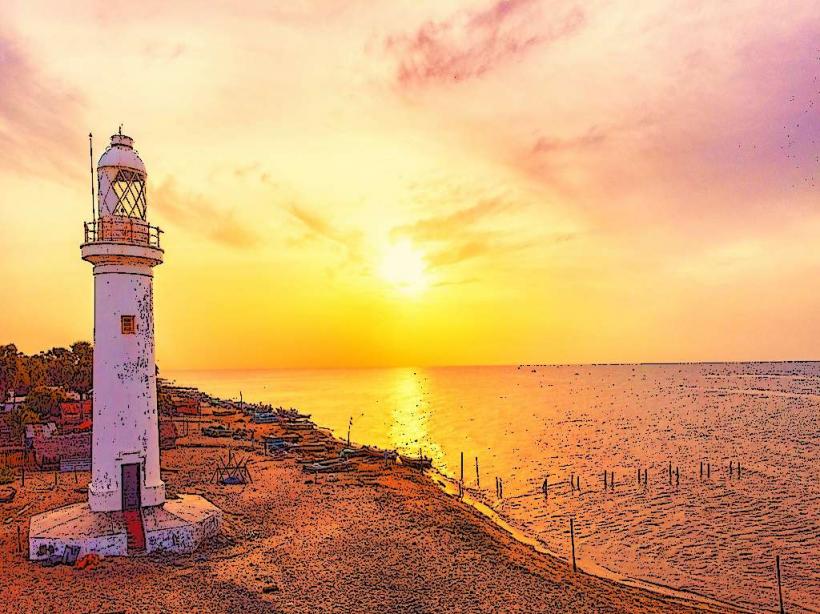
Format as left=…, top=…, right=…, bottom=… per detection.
left=391, top=198, right=508, bottom=243
left=152, top=178, right=260, bottom=248
left=284, top=203, right=364, bottom=264
left=384, top=0, right=584, bottom=88
left=391, top=196, right=541, bottom=270
left=0, top=27, right=84, bottom=179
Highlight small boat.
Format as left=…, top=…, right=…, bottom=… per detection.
left=399, top=455, right=433, bottom=470
left=303, top=460, right=352, bottom=474
left=341, top=446, right=397, bottom=460
left=0, top=487, right=17, bottom=504
left=213, top=409, right=237, bottom=417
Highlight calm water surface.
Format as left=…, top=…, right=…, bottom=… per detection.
left=167, top=363, right=819, bottom=612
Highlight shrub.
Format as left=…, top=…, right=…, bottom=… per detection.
left=0, top=465, right=15, bottom=485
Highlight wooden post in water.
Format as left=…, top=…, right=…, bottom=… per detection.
left=700, top=461, right=703, bottom=479
left=729, top=460, right=733, bottom=476
left=570, top=472, right=574, bottom=491
left=475, top=457, right=479, bottom=487
left=675, top=466, right=679, bottom=486
left=603, top=471, right=607, bottom=489
left=21, top=466, right=25, bottom=488
left=576, top=475, right=580, bottom=491
left=570, top=518, right=577, bottom=573
left=776, top=555, right=785, bottom=614
left=707, top=463, right=711, bottom=478
left=610, top=471, right=615, bottom=490
left=460, top=451, right=464, bottom=484
left=738, top=462, right=741, bottom=478
left=637, top=467, right=640, bottom=484
left=16, top=526, right=21, bottom=553
left=668, top=461, right=672, bottom=484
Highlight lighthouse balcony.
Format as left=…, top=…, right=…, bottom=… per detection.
left=83, top=217, right=163, bottom=248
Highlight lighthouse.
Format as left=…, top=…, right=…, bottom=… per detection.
left=29, top=130, right=221, bottom=560
left=82, top=130, right=165, bottom=513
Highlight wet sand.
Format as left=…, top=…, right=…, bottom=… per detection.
left=0, top=399, right=741, bottom=613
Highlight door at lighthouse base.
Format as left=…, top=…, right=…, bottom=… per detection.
left=121, top=463, right=141, bottom=511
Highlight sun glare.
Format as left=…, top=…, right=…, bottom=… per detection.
left=379, top=241, right=429, bottom=296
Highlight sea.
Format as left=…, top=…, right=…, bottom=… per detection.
left=166, top=362, right=819, bottom=612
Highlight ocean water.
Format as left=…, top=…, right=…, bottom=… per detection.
left=166, top=363, right=819, bottom=612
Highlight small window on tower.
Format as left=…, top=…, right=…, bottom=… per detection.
left=121, top=315, right=136, bottom=335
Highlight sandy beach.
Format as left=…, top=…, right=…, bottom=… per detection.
left=0, top=392, right=741, bottom=614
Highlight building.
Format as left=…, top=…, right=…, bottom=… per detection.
left=27, top=424, right=91, bottom=468
left=29, top=131, right=221, bottom=561
left=57, top=400, right=93, bottom=431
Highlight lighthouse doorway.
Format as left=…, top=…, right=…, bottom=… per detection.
left=121, top=463, right=142, bottom=510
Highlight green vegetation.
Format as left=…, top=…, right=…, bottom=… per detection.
left=22, top=387, right=70, bottom=421
left=3, top=404, right=39, bottom=442
left=0, top=342, right=93, bottom=401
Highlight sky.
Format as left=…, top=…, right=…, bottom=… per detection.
left=0, top=0, right=818, bottom=369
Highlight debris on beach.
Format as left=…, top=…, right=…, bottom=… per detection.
left=0, top=486, right=17, bottom=504
left=210, top=451, right=253, bottom=485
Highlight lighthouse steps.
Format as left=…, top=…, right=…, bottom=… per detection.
left=123, top=509, right=146, bottom=553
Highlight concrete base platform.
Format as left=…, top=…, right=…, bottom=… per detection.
left=28, top=495, right=221, bottom=561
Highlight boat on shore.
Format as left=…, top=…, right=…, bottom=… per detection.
left=0, top=486, right=16, bottom=503
left=399, top=455, right=433, bottom=470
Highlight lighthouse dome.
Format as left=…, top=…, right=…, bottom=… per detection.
left=98, top=133, right=146, bottom=174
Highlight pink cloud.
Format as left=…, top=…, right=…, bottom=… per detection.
left=384, top=0, right=585, bottom=88
left=0, top=28, right=84, bottom=179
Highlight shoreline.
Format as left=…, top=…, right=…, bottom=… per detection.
left=169, top=382, right=746, bottom=613
left=0, top=382, right=743, bottom=613
left=426, top=471, right=752, bottom=614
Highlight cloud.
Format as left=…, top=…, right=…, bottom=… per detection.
left=391, top=198, right=509, bottom=243
left=0, top=27, right=85, bottom=179
left=142, top=41, right=187, bottom=62
left=384, top=0, right=585, bottom=88
left=391, top=196, right=542, bottom=270
left=284, top=203, right=364, bottom=263
left=531, top=125, right=608, bottom=154
left=152, top=178, right=260, bottom=248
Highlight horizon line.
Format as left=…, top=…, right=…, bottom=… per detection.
left=162, top=359, right=820, bottom=372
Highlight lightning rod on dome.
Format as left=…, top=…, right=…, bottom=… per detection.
left=88, top=132, right=95, bottom=224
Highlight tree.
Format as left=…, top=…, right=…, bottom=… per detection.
left=68, top=342, right=93, bottom=399
left=0, top=344, right=19, bottom=401
left=0, top=344, right=31, bottom=400
left=22, top=386, right=68, bottom=421
left=4, top=404, right=39, bottom=443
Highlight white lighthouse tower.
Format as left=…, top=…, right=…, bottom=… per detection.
left=82, top=130, right=165, bottom=513
left=29, top=130, right=221, bottom=560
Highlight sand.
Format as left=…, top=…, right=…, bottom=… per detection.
left=0, top=401, right=741, bottom=613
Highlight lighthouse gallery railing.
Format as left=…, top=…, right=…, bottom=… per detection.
left=83, top=217, right=163, bottom=248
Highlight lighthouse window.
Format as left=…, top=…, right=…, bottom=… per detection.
left=121, top=315, right=136, bottom=335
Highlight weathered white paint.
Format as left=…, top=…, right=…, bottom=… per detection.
left=28, top=131, right=222, bottom=560
left=81, top=133, right=164, bottom=513
left=28, top=496, right=222, bottom=560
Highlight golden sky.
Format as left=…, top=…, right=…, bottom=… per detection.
left=1, top=0, right=819, bottom=368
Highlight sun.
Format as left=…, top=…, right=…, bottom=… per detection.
left=378, top=240, right=430, bottom=296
